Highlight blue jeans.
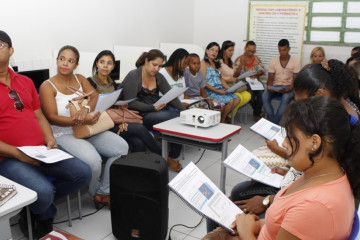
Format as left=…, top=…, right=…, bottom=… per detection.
left=116, top=123, right=161, bottom=155
left=56, top=131, right=128, bottom=195
left=262, top=89, right=294, bottom=124
left=142, top=107, right=182, bottom=159
left=0, top=151, right=91, bottom=220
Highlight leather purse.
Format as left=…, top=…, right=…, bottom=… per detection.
left=67, top=87, right=114, bottom=139
left=106, top=107, right=143, bottom=124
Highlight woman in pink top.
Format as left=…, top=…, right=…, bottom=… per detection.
left=232, top=96, right=359, bottom=239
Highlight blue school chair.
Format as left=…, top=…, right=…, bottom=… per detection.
left=349, top=210, right=359, bottom=240
left=47, top=177, right=82, bottom=227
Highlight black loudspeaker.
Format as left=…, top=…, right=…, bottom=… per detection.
left=110, top=152, right=169, bottom=240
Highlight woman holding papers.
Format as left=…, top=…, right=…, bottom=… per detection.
left=234, top=41, right=265, bottom=121
left=231, top=96, right=359, bottom=240
left=39, top=46, right=128, bottom=209
left=200, top=42, right=240, bottom=123
left=88, top=50, right=161, bottom=155
left=227, top=60, right=360, bottom=224
left=159, top=48, right=189, bottom=107
left=219, top=40, right=251, bottom=120
left=120, top=49, right=185, bottom=172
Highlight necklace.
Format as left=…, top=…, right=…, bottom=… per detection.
left=290, top=172, right=340, bottom=192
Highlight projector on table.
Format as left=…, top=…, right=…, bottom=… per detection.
left=180, top=108, right=221, bottom=128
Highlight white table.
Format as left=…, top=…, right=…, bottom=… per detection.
left=153, top=117, right=241, bottom=193
left=0, top=175, right=37, bottom=240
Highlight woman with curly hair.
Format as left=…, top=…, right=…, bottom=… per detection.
left=204, top=59, right=360, bottom=236
left=232, top=96, right=360, bottom=239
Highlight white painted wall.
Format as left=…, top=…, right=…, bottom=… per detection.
left=0, top=0, right=355, bottom=77
left=1, top=0, right=194, bottom=74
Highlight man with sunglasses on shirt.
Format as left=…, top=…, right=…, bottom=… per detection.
left=0, top=30, right=91, bottom=238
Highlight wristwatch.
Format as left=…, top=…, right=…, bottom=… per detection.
left=83, top=105, right=91, bottom=113
left=262, top=195, right=271, bottom=209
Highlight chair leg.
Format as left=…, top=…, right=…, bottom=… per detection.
left=66, top=195, right=72, bottom=227
left=26, top=206, right=33, bottom=240
left=231, top=109, right=235, bottom=124
left=77, top=190, right=82, bottom=220
left=245, top=103, right=248, bottom=124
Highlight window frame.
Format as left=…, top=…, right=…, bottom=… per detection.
left=306, top=0, right=360, bottom=45
left=249, top=0, right=360, bottom=45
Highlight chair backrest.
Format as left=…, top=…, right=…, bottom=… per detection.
left=348, top=210, right=359, bottom=240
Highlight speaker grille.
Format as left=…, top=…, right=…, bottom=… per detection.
left=110, top=153, right=169, bottom=240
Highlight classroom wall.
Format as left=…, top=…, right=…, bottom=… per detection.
left=1, top=0, right=355, bottom=76
left=193, top=0, right=354, bottom=65
left=1, top=0, right=194, bottom=72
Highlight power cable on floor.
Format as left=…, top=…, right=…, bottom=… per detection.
left=10, top=205, right=105, bottom=227
left=168, top=216, right=204, bottom=240
left=194, top=149, right=206, bottom=165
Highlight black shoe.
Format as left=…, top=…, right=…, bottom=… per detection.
left=35, top=218, right=54, bottom=238
left=18, top=208, right=35, bottom=238
left=18, top=208, right=53, bottom=239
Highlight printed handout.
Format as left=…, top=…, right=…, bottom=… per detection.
left=113, top=98, right=137, bottom=106
left=17, top=146, right=73, bottom=164
left=180, top=98, right=204, bottom=104
left=224, top=144, right=283, bottom=188
left=227, top=81, right=247, bottom=93
left=267, top=85, right=290, bottom=92
left=236, top=71, right=257, bottom=80
left=250, top=118, right=286, bottom=148
left=153, top=87, right=188, bottom=106
left=246, top=77, right=264, bottom=90
left=169, top=162, right=242, bottom=233
left=94, top=89, right=122, bottom=112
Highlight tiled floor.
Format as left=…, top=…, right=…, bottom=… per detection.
left=9, top=114, right=266, bottom=240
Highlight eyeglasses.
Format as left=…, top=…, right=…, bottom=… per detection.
left=8, top=89, right=24, bottom=111
left=0, top=43, right=9, bottom=49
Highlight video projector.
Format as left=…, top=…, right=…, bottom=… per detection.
left=180, top=108, right=221, bottom=128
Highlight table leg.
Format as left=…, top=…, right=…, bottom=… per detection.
left=162, top=139, right=168, bottom=160
left=220, top=140, right=229, bottom=193
left=26, top=206, right=33, bottom=240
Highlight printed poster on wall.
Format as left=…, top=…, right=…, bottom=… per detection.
left=249, top=3, right=307, bottom=80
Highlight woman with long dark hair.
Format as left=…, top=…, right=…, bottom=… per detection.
left=87, top=50, right=161, bottom=155
left=120, top=49, right=185, bottom=172
left=200, top=42, right=240, bottom=123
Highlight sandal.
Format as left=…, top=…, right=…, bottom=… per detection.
left=167, top=157, right=182, bottom=172
left=93, top=194, right=111, bottom=209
